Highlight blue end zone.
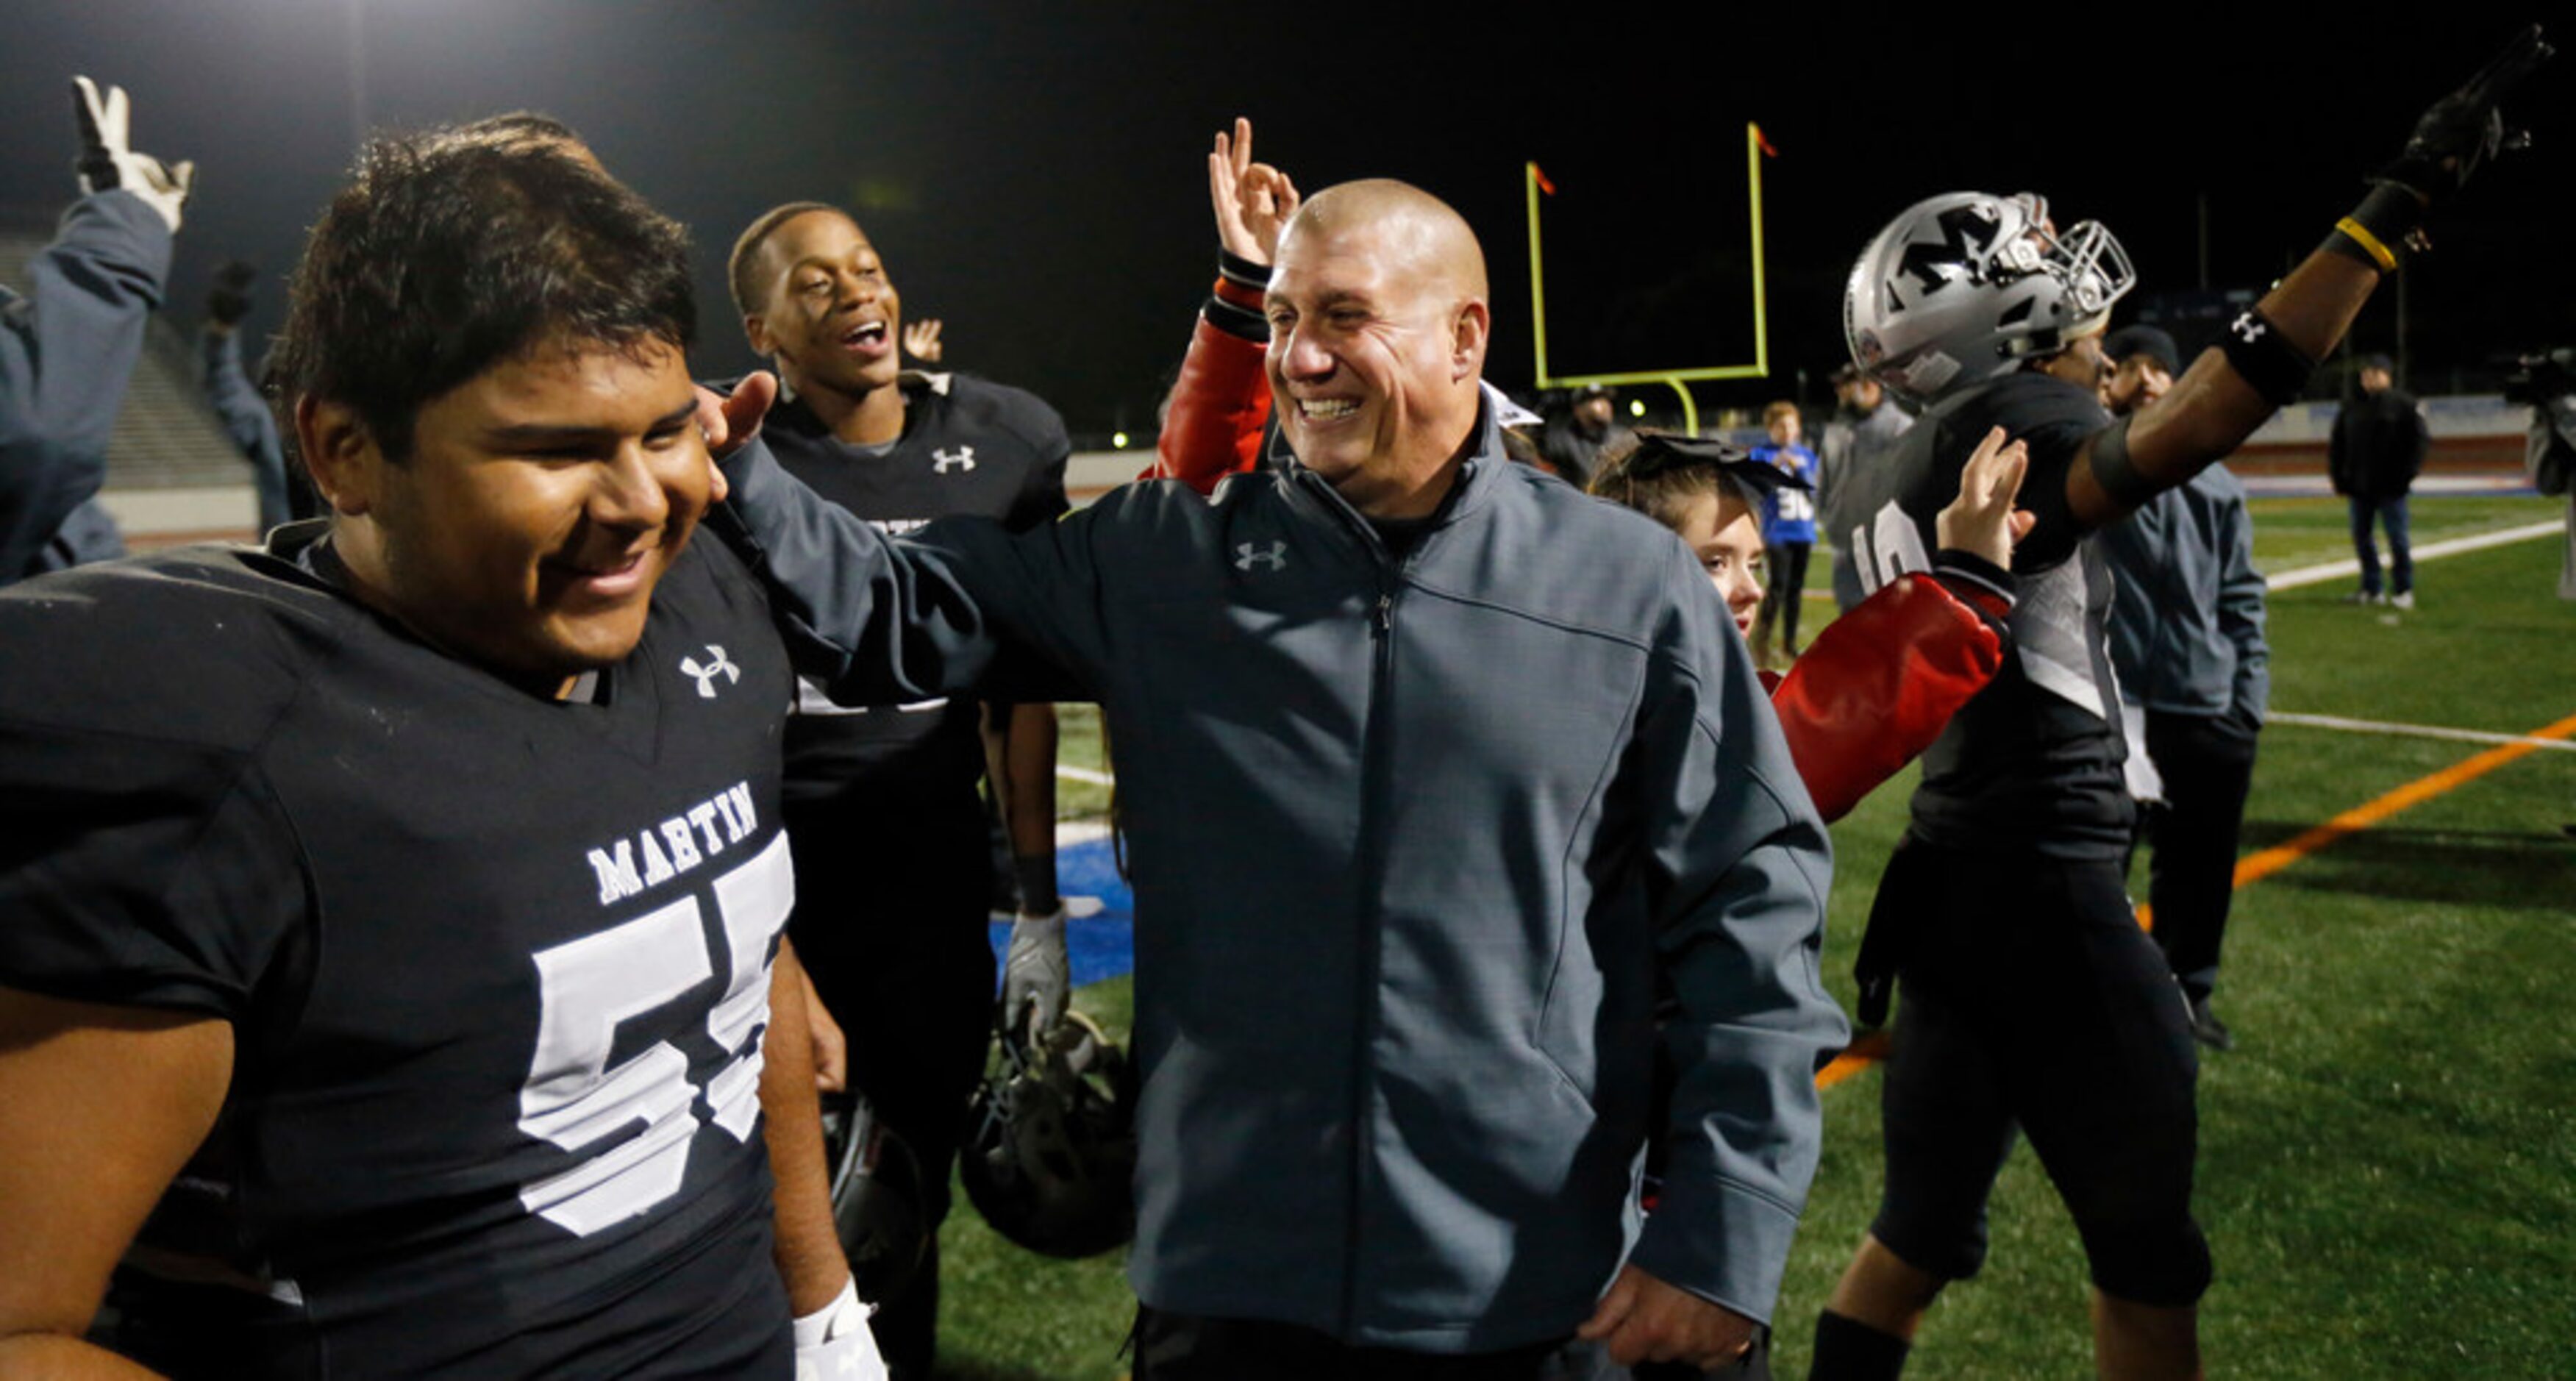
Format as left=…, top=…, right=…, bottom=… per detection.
left=987, top=835, right=1136, bottom=989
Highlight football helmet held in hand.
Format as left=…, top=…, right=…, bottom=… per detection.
left=958, top=1009, right=1137, bottom=1260
left=820, top=1090, right=930, bottom=1307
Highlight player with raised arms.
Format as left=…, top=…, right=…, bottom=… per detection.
left=1810, top=26, right=2553, bottom=1380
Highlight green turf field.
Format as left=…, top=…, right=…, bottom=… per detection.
left=937, top=495, right=2576, bottom=1379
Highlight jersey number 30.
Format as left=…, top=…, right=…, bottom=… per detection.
left=515, top=834, right=791, bottom=1236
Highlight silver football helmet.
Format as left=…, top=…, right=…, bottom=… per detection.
left=1844, top=192, right=2135, bottom=405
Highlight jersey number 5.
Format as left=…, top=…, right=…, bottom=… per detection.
left=515, top=833, right=792, bottom=1236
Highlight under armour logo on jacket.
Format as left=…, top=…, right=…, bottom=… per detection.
left=2230, top=312, right=2266, bottom=343
left=680, top=646, right=740, bottom=699
left=1234, top=540, right=1288, bottom=572
left=932, top=446, right=977, bottom=474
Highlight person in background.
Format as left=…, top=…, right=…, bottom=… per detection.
left=1748, top=401, right=1819, bottom=664
left=725, top=199, right=1071, bottom=1381
left=1540, top=382, right=1630, bottom=488
left=2097, top=324, right=2269, bottom=1052
left=2, top=76, right=189, bottom=585
left=1819, top=363, right=1913, bottom=613
left=2327, top=352, right=2427, bottom=607
left=1588, top=427, right=2025, bottom=823
left=200, top=260, right=292, bottom=535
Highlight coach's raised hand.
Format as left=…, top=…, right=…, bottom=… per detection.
left=1207, top=116, right=1300, bottom=268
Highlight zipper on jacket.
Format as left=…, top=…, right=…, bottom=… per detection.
left=1338, top=558, right=1402, bottom=1337
left=1291, top=461, right=1469, bottom=1340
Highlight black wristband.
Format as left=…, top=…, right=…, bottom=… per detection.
left=2320, top=182, right=2424, bottom=272
left=1013, top=855, right=1060, bottom=916
left=2085, top=413, right=2163, bottom=510
left=1204, top=293, right=1269, bottom=344
left=2218, top=308, right=2318, bottom=407
left=1930, top=549, right=2016, bottom=610
left=1216, top=246, right=1272, bottom=292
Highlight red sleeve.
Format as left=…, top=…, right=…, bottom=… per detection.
left=1141, top=276, right=1273, bottom=493
left=1768, top=574, right=2005, bottom=822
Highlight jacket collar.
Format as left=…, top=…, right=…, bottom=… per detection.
left=1276, top=390, right=1508, bottom=540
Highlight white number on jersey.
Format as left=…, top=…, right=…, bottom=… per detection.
left=1773, top=488, right=1816, bottom=526
left=517, top=835, right=792, bottom=1235
left=1847, top=500, right=1933, bottom=597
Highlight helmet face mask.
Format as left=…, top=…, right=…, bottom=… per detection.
left=1845, top=191, right=2136, bottom=406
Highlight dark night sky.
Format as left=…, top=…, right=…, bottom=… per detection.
left=4, top=1, right=2568, bottom=438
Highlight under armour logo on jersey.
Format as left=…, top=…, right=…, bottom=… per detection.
left=679, top=646, right=740, bottom=699
left=932, top=446, right=977, bottom=474
left=1233, top=540, right=1288, bottom=572
left=2230, top=312, right=2266, bottom=343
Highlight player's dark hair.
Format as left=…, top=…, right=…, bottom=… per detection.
left=271, top=131, right=693, bottom=461
left=729, top=201, right=845, bottom=320
left=435, top=110, right=585, bottom=150
left=1588, top=429, right=1758, bottom=532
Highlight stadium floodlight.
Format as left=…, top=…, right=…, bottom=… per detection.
left=1526, top=122, right=1772, bottom=435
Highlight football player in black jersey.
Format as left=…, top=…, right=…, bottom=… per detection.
left=726, top=201, right=1073, bottom=1379
left=0, top=129, right=882, bottom=1378
left=1808, top=29, right=2552, bottom=1381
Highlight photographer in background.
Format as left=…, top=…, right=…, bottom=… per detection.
left=2514, top=349, right=2576, bottom=599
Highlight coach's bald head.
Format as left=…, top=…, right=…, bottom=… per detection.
left=1265, top=179, right=1491, bottom=518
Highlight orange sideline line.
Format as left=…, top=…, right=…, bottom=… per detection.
left=1813, top=710, right=2576, bottom=1091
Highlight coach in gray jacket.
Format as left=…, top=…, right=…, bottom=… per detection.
left=715, top=178, right=1844, bottom=1377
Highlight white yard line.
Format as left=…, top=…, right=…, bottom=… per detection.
left=1056, top=763, right=1115, bottom=786
left=2263, top=521, right=2563, bottom=590
left=2267, top=711, right=2576, bottom=754
left=1798, top=519, right=2562, bottom=602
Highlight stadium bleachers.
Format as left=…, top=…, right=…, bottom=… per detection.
left=3, top=218, right=258, bottom=543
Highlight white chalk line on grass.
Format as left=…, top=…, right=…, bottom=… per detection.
left=1801, top=519, right=2563, bottom=600
left=2268, top=711, right=2576, bottom=754
left=2259, top=521, right=2562, bottom=590
left=1057, top=763, right=1114, bottom=786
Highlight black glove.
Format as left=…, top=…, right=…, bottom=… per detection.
left=2373, top=24, right=2554, bottom=210
left=208, top=260, right=256, bottom=328
left=2329, top=26, right=2552, bottom=270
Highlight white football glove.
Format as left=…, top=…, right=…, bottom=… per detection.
left=73, top=76, right=192, bottom=233
left=1002, top=904, right=1071, bottom=1041
left=792, top=1279, right=887, bottom=1381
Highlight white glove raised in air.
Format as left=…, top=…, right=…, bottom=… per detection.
left=73, top=76, right=193, bottom=233
left=1002, top=904, right=1071, bottom=1041
left=792, top=1278, right=888, bottom=1381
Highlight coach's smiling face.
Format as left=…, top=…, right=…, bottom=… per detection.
left=1263, top=181, right=1490, bottom=521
